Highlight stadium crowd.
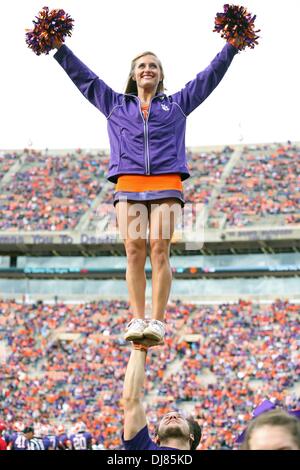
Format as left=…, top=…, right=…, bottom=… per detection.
left=1, top=143, right=298, bottom=233
left=0, top=149, right=108, bottom=231
left=209, top=143, right=300, bottom=227
left=183, top=146, right=233, bottom=204
left=0, top=152, right=20, bottom=180
left=0, top=298, right=299, bottom=449
left=86, top=147, right=233, bottom=232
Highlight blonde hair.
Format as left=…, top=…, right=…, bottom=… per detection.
left=124, top=51, right=165, bottom=95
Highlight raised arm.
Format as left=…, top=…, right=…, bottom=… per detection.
left=53, top=44, right=123, bottom=117
left=171, top=42, right=238, bottom=116
left=122, top=345, right=148, bottom=440
left=26, top=10, right=122, bottom=117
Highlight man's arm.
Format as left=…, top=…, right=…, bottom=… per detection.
left=123, top=346, right=148, bottom=441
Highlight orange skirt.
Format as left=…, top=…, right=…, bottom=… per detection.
left=115, top=174, right=183, bottom=192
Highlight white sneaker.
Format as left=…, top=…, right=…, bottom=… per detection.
left=143, top=320, right=165, bottom=343
left=124, top=318, right=147, bottom=341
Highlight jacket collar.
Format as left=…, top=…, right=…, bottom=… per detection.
left=124, top=92, right=166, bottom=101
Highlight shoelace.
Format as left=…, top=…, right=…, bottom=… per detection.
left=127, top=318, right=145, bottom=329
left=149, top=320, right=165, bottom=330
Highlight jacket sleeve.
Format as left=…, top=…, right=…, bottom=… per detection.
left=170, top=43, right=238, bottom=116
left=54, top=45, right=123, bottom=118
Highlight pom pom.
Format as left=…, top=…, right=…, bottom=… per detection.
left=25, top=6, right=74, bottom=55
left=214, top=4, right=260, bottom=51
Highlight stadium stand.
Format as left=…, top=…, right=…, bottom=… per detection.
left=0, top=142, right=299, bottom=450
left=0, top=149, right=108, bottom=231
left=209, top=142, right=300, bottom=228
left=1, top=143, right=299, bottom=234
left=0, top=298, right=299, bottom=449
left=0, top=152, right=21, bottom=181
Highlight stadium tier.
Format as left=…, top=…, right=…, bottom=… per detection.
left=0, top=142, right=299, bottom=450
left=0, top=142, right=299, bottom=257
left=0, top=298, right=299, bottom=449
left=209, top=144, right=300, bottom=227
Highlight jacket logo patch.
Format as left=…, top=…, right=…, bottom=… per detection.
left=161, top=104, right=170, bottom=111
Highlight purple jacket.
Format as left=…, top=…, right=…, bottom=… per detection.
left=54, top=43, right=238, bottom=183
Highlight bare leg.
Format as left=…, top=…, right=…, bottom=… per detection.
left=116, top=201, right=148, bottom=318
left=149, top=200, right=182, bottom=322
left=124, top=239, right=147, bottom=318
left=149, top=238, right=172, bottom=322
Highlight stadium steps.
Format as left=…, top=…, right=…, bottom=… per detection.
left=0, top=340, right=10, bottom=362
left=74, top=181, right=112, bottom=231
left=205, top=149, right=243, bottom=229
left=145, top=306, right=219, bottom=409
left=0, top=154, right=26, bottom=187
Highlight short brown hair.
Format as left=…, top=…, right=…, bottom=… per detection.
left=241, top=409, right=300, bottom=450
left=187, top=417, right=202, bottom=450
left=124, top=51, right=165, bottom=95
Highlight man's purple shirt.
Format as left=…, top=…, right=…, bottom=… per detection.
left=123, top=425, right=179, bottom=451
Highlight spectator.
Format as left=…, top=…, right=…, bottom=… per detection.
left=241, top=409, right=300, bottom=450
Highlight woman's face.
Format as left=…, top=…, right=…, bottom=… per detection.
left=249, top=425, right=299, bottom=450
left=133, top=54, right=162, bottom=94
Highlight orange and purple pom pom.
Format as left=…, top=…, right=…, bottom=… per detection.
left=214, top=4, right=260, bottom=51
left=25, top=6, right=74, bottom=55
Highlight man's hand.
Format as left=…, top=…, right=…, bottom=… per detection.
left=133, top=337, right=164, bottom=348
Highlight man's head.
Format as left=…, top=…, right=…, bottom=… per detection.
left=75, top=421, right=86, bottom=433
left=156, top=411, right=201, bottom=450
left=23, top=426, right=34, bottom=440
left=57, top=424, right=65, bottom=435
left=14, top=421, right=23, bottom=433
